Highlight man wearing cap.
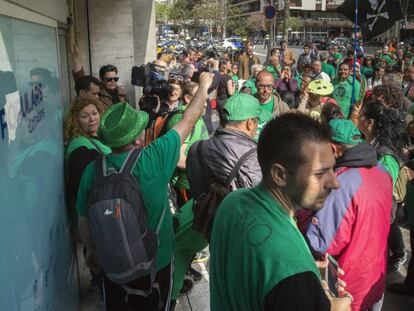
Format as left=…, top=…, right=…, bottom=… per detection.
left=298, top=80, right=334, bottom=121
left=187, top=93, right=266, bottom=199
left=301, top=119, right=393, bottom=311
left=76, top=72, right=214, bottom=310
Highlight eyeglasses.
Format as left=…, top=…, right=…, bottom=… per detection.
left=168, top=74, right=184, bottom=81
left=257, top=84, right=273, bottom=90
left=103, top=77, right=119, bottom=82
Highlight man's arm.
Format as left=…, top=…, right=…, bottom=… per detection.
left=173, top=72, right=213, bottom=144
left=70, top=41, right=85, bottom=81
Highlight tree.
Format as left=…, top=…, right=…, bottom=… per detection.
left=286, top=16, right=301, bottom=32
left=247, top=13, right=266, bottom=32
left=282, top=0, right=290, bottom=41
left=169, top=0, right=193, bottom=27
left=155, top=2, right=171, bottom=24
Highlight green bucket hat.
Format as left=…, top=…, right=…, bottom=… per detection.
left=99, top=102, right=149, bottom=148
left=329, top=119, right=363, bottom=145
left=223, top=93, right=271, bottom=121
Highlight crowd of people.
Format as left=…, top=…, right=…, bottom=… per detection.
left=63, top=37, right=414, bottom=311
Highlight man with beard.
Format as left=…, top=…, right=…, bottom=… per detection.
left=210, top=113, right=352, bottom=311
left=254, top=70, right=289, bottom=140
left=332, top=62, right=361, bottom=118
left=239, top=42, right=261, bottom=80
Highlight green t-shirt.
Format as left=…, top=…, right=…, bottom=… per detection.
left=332, top=76, right=361, bottom=118
left=255, top=97, right=274, bottom=141
left=361, top=66, right=374, bottom=78
left=379, top=154, right=399, bottom=188
left=333, top=52, right=343, bottom=63
left=322, top=62, right=336, bottom=80
left=244, top=77, right=257, bottom=96
left=266, top=64, right=281, bottom=81
left=166, top=106, right=209, bottom=189
left=210, top=185, right=321, bottom=311
left=76, top=129, right=181, bottom=270
left=232, top=74, right=239, bottom=93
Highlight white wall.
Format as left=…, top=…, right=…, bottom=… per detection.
left=6, top=0, right=68, bottom=23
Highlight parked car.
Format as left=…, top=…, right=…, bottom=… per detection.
left=313, top=38, right=328, bottom=51
left=222, top=37, right=244, bottom=53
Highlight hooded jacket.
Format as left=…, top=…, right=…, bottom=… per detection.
left=186, top=128, right=261, bottom=199
left=305, top=142, right=393, bottom=310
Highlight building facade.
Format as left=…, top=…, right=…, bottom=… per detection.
left=0, top=1, right=156, bottom=309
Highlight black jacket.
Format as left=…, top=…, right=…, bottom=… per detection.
left=187, top=128, right=261, bottom=198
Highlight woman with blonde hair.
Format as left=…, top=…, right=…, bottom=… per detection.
left=65, top=97, right=111, bottom=208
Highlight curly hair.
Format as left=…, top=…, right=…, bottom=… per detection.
left=362, top=100, right=408, bottom=162
left=64, top=97, right=105, bottom=143
left=372, top=84, right=404, bottom=109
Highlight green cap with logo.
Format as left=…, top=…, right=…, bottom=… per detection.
left=329, top=119, right=363, bottom=145
left=223, top=93, right=271, bottom=121
left=99, top=102, right=149, bottom=148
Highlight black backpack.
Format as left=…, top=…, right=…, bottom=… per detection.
left=192, top=143, right=257, bottom=241
left=87, top=148, right=166, bottom=304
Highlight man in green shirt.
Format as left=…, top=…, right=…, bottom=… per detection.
left=76, top=72, right=213, bottom=310
left=332, top=62, right=360, bottom=118
left=166, top=81, right=209, bottom=206
left=254, top=70, right=290, bottom=141
left=210, top=113, right=352, bottom=310
left=320, top=52, right=336, bottom=80
left=265, top=49, right=282, bottom=81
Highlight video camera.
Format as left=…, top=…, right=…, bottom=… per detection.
left=132, top=63, right=171, bottom=112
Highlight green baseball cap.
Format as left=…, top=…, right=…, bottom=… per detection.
left=329, top=119, right=363, bottom=145
left=223, top=93, right=271, bottom=121
left=99, top=102, right=149, bottom=148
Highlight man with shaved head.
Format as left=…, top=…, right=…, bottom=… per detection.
left=311, top=60, right=331, bottom=81
left=254, top=70, right=290, bottom=140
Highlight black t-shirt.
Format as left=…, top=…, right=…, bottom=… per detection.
left=216, top=74, right=232, bottom=104
left=264, top=272, right=331, bottom=311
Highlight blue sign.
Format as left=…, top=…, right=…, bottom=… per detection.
left=264, top=5, right=276, bottom=19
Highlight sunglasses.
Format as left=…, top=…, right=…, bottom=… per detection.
left=258, top=84, right=273, bottom=90
left=103, top=77, right=119, bottom=82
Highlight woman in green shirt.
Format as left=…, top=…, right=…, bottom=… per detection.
left=64, top=97, right=111, bottom=220
left=361, top=56, right=375, bottom=80
left=357, top=100, right=409, bottom=272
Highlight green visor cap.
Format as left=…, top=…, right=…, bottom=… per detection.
left=223, top=93, right=271, bottom=121
left=329, top=119, right=363, bottom=145
left=99, top=101, right=149, bottom=148
left=307, top=79, right=334, bottom=96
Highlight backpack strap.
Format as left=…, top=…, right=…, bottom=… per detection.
left=226, top=147, right=257, bottom=186
left=89, top=138, right=105, bottom=155
left=120, top=148, right=142, bottom=174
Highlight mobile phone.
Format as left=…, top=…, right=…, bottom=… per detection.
left=324, top=254, right=339, bottom=297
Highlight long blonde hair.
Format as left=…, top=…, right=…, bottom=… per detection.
left=64, top=97, right=105, bottom=143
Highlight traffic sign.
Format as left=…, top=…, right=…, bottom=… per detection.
left=264, top=5, right=276, bottom=19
